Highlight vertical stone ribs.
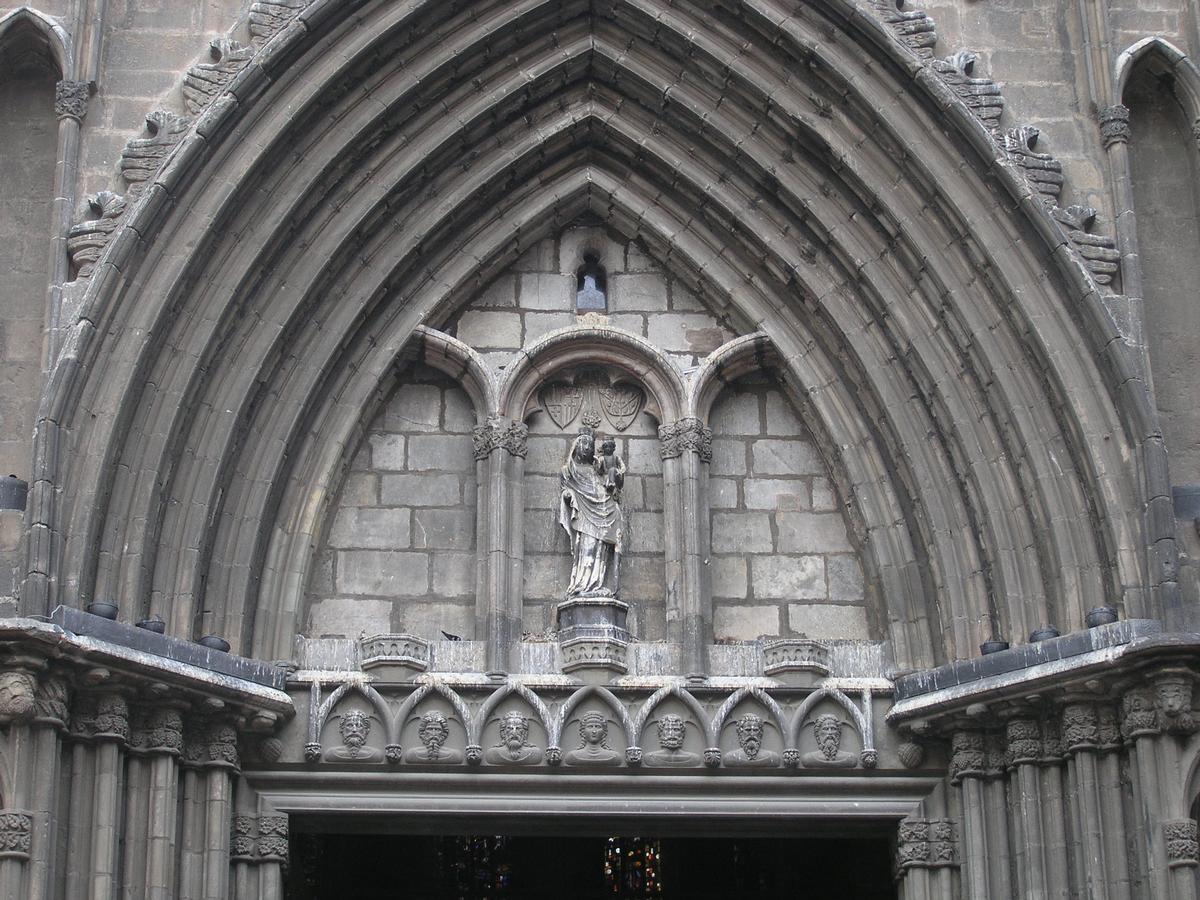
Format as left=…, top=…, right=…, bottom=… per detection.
left=864, top=0, right=1122, bottom=291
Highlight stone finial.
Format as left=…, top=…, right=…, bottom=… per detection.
left=55, top=80, right=90, bottom=121
left=120, top=110, right=192, bottom=198
left=66, top=191, right=128, bottom=279
left=1098, top=104, right=1131, bottom=148
left=183, top=39, right=255, bottom=115
left=658, top=417, right=712, bottom=461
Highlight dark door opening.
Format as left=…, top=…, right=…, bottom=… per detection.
left=287, top=831, right=896, bottom=899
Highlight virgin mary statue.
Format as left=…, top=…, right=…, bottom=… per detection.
left=559, top=429, right=625, bottom=598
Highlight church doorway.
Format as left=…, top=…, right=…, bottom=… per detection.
left=285, top=829, right=895, bottom=899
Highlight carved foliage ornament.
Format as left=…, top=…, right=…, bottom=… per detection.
left=249, top=0, right=308, bottom=43
left=258, top=815, right=289, bottom=863
left=472, top=419, right=528, bottom=460
left=232, top=815, right=257, bottom=861
left=0, top=813, right=32, bottom=860
left=948, top=731, right=985, bottom=782
left=1061, top=703, right=1100, bottom=753
left=1099, top=104, right=1131, bottom=148
left=55, top=80, right=90, bottom=121
left=183, top=39, right=254, bottom=115
left=1165, top=820, right=1200, bottom=867
left=896, top=818, right=957, bottom=875
left=1005, top=718, right=1041, bottom=765
left=658, top=417, right=712, bottom=462
left=34, top=674, right=70, bottom=725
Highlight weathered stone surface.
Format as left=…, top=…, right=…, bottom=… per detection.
left=711, top=513, right=773, bottom=553
left=518, top=273, right=574, bottom=310
left=411, top=509, right=475, bottom=550
left=380, top=473, right=461, bottom=507
left=828, top=556, right=865, bottom=602
left=308, top=597, right=393, bottom=638
left=406, top=435, right=475, bottom=472
left=744, top=479, right=810, bottom=510
left=368, top=434, right=406, bottom=469
left=457, top=310, right=522, bottom=348
left=327, top=508, right=410, bottom=550
left=609, top=273, right=669, bottom=311
left=751, top=556, right=826, bottom=600
left=751, top=440, right=825, bottom=476
left=384, top=384, right=441, bottom=432
left=336, top=551, right=429, bottom=596
left=710, top=557, right=749, bottom=599
left=775, top=513, right=854, bottom=554
left=713, top=604, right=780, bottom=641
left=432, top=552, right=477, bottom=597
left=787, top=604, right=869, bottom=640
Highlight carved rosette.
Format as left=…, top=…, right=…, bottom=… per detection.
left=1098, top=104, right=1131, bottom=148
left=1165, top=820, right=1200, bottom=868
left=257, top=815, right=289, bottom=864
left=658, top=418, right=713, bottom=462
left=472, top=419, right=528, bottom=460
left=231, top=815, right=257, bottom=862
left=385, top=744, right=402, bottom=765
left=1006, top=718, right=1041, bottom=766
left=0, top=812, right=32, bottom=860
left=1061, top=703, right=1100, bottom=754
left=55, top=80, right=90, bottom=121
left=948, top=731, right=985, bottom=782
left=0, top=671, right=38, bottom=724
left=1121, top=688, right=1160, bottom=740
left=703, top=747, right=721, bottom=768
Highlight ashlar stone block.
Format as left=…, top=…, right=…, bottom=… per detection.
left=744, top=478, right=810, bottom=510
left=787, top=603, right=869, bottom=640
left=713, top=604, right=780, bottom=641
left=336, top=551, right=429, bottom=596
left=396, top=602, right=476, bottom=641
left=828, top=555, right=865, bottom=602
left=432, top=551, right=477, bottom=597
left=751, top=556, right=826, bottom=600
left=327, top=507, right=410, bottom=550
left=368, top=433, right=406, bottom=470
left=411, top=509, right=475, bottom=550
left=711, top=512, right=773, bottom=553
left=456, top=310, right=522, bottom=349
left=406, top=434, right=475, bottom=472
left=384, top=383, right=441, bottom=432
left=751, top=439, right=825, bottom=476
left=308, top=597, right=393, bottom=639
left=775, top=513, right=853, bottom=553
left=518, top=273, right=575, bottom=310
left=609, top=273, right=669, bottom=312
left=710, top=556, right=748, bottom=599
left=381, top=473, right=461, bottom=507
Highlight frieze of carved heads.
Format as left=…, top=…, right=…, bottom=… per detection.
left=1099, top=104, right=1131, bottom=148
left=257, top=815, right=289, bottom=863
left=183, top=39, right=255, bottom=115
left=1005, top=718, right=1041, bottom=765
left=1165, top=820, right=1200, bottom=868
left=1154, top=673, right=1197, bottom=735
left=931, top=52, right=1003, bottom=136
left=472, top=419, right=528, bottom=460
left=0, top=671, right=37, bottom=725
left=658, top=417, right=713, bottom=462
left=403, top=711, right=464, bottom=764
left=67, top=191, right=128, bottom=279
left=249, top=0, right=308, bottom=44
left=323, top=708, right=382, bottom=762
left=643, top=713, right=700, bottom=767
left=55, top=79, right=90, bottom=121
left=1121, top=687, right=1160, bottom=739
left=800, top=713, right=857, bottom=768
left=1002, top=126, right=1064, bottom=205
left=866, top=0, right=937, bottom=59
left=539, top=368, right=645, bottom=433
left=120, top=110, right=192, bottom=199
left=485, top=711, right=544, bottom=766
left=1061, top=703, right=1100, bottom=753
left=564, top=711, right=622, bottom=766
left=948, top=731, right=985, bottom=782
left=0, top=812, right=32, bottom=860
left=721, top=713, right=778, bottom=767
left=1049, top=206, right=1120, bottom=286
left=33, top=674, right=71, bottom=727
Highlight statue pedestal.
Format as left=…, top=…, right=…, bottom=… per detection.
left=557, top=595, right=630, bottom=675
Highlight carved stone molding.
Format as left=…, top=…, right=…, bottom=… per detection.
left=658, top=417, right=712, bottom=462
left=1165, top=820, right=1200, bottom=868
left=0, top=671, right=37, bottom=724
left=0, top=812, right=32, bottom=860
left=360, top=633, right=430, bottom=675
left=1098, top=104, right=1131, bottom=148
left=948, top=731, right=985, bottom=782
left=55, top=80, right=90, bottom=121
left=257, top=815, right=289, bottom=863
left=120, top=110, right=191, bottom=198
left=67, top=191, right=128, bottom=279
left=472, top=419, right=528, bottom=460
left=1003, top=125, right=1064, bottom=205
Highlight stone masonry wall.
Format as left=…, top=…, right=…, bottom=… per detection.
left=304, top=364, right=478, bottom=642
left=708, top=376, right=869, bottom=642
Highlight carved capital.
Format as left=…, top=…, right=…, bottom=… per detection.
left=1166, top=820, right=1199, bottom=867
left=185, top=718, right=239, bottom=768
left=0, top=671, right=38, bottom=725
left=948, top=731, right=985, bottom=782
left=472, top=419, right=528, bottom=460
left=0, top=812, right=32, bottom=860
left=1121, top=687, right=1160, bottom=739
left=658, top=417, right=712, bottom=462
left=55, top=80, right=90, bottom=121
left=1061, top=703, right=1100, bottom=753
left=72, top=692, right=130, bottom=742
left=33, top=673, right=71, bottom=727
left=1006, top=718, right=1041, bottom=765
left=1098, top=104, right=1131, bottom=148
left=134, top=707, right=184, bottom=755
left=895, top=817, right=956, bottom=875
left=1154, top=673, right=1197, bottom=734
left=257, top=815, right=288, bottom=863
left=231, top=815, right=257, bottom=862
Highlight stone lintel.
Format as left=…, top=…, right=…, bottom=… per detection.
left=0, top=612, right=293, bottom=719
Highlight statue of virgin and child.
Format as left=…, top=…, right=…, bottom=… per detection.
left=559, top=428, right=626, bottom=599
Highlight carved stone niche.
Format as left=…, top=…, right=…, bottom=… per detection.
left=360, top=633, right=430, bottom=681
left=761, top=638, right=830, bottom=684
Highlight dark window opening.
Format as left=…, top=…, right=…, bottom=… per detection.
left=576, top=254, right=607, bottom=311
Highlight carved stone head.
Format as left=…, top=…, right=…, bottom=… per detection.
left=735, top=714, right=765, bottom=759
left=418, top=711, right=450, bottom=751
left=573, top=429, right=595, bottom=463
left=657, top=714, right=686, bottom=751
left=498, top=711, right=530, bottom=750
left=339, top=709, right=371, bottom=750
left=578, top=711, right=609, bottom=747
left=813, top=713, right=844, bottom=760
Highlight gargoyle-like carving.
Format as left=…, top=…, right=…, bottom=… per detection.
left=931, top=52, right=1003, bottom=136
left=1050, top=206, right=1120, bottom=286
left=1155, top=673, right=1197, bottom=734
left=484, top=710, right=543, bottom=765
left=801, top=713, right=857, bottom=768
left=55, top=80, right=90, bottom=121
left=867, top=0, right=937, bottom=60
left=249, top=0, right=308, bottom=44
left=183, top=39, right=255, bottom=115
left=1002, top=126, right=1064, bottom=205
left=120, top=110, right=192, bottom=198
left=642, top=713, right=701, bottom=767
left=563, top=711, right=622, bottom=766
left=66, top=192, right=127, bottom=279
left=658, top=417, right=712, bottom=462
left=323, top=708, right=382, bottom=762
left=723, top=714, right=780, bottom=767
left=403, top=711, right=464, bottom=764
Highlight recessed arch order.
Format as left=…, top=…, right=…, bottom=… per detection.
left=27, top=0, right=1160, bottom=672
